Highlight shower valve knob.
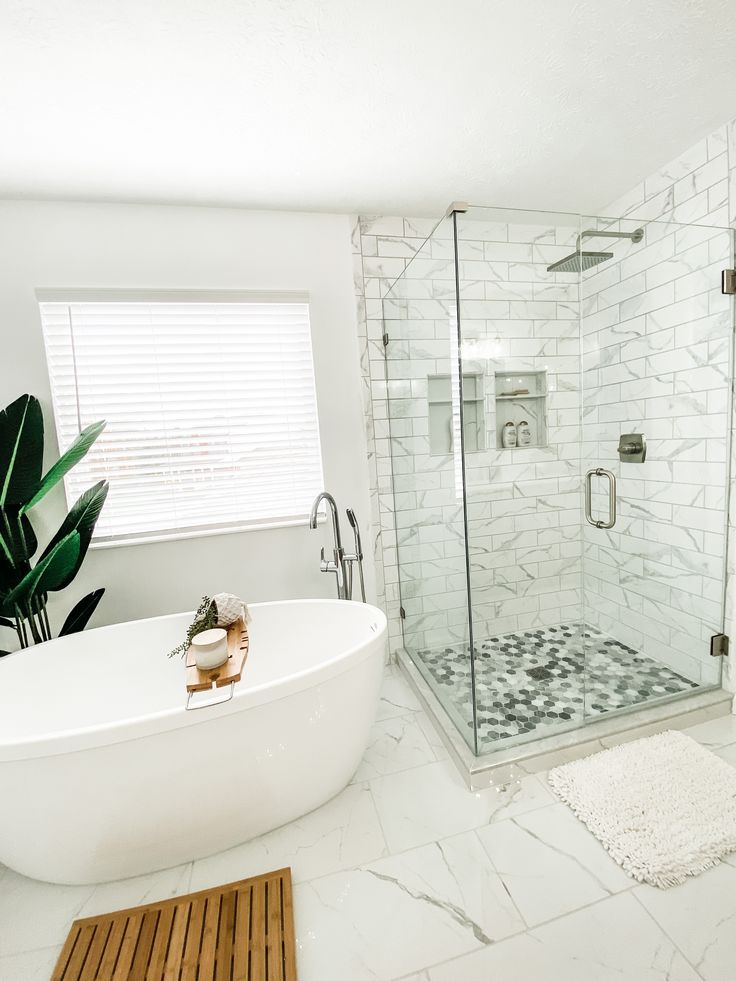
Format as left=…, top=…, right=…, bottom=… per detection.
left=617, top=433, right=646, bottom=463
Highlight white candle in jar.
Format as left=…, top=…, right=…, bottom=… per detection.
left=191, top=628, right=229, bottom=670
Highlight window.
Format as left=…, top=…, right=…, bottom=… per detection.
left=38, top=291, right=324, bottom=545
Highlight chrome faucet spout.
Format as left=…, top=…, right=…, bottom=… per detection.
left=309, top=491, right=347, bottom=599
left=309, top=492, right=366, bottom=603
left=309, top=491, right=343, bottom=552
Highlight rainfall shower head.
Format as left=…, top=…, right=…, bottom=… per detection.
left=548, top=250, right=613, bottom=273
left=547, top=227, right=644, bottom=273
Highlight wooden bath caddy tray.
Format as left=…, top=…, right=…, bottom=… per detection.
left=184, top=617, right=249, bottom=709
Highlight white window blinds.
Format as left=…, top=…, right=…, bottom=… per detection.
left=38, top=293, right=325, bottom=544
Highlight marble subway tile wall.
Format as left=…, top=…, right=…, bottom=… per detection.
left=592, top=120, right=734, bottom=688
left=351, top=215, right=442, bottom=654
left=352, top=213, right=585, bottom=656
left=380, top=217, right=471, bottom=654
left=453, top=215, right=583, bottom=644
left=579, top=217, right=730, bottom=685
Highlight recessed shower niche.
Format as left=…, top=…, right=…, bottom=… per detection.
left=494, top=369, right=547, bottom=449
left=427, top=373, right=485, bottom=455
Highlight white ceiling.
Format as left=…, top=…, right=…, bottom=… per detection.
left=2, top=0, right=735, bottom=217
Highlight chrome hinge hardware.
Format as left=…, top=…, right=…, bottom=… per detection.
left=382, top=332, right=389, bottom=347
left=722, top=269, right=736, bottom=295
left=399, top=606, right=406, bottom=620
left=711, top=634, right=729, bottom=658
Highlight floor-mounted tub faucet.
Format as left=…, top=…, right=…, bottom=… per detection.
left=309, top=492, right=366, bottom=602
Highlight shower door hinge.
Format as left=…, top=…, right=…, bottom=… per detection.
left=722, top=269, right=736, bottom=295
left=399, top=606, right=406, bottom=620
left=382, top=332, right=389, bottom=347
left=710, top=633, right=729, bottom=658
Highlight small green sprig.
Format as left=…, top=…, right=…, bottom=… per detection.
left=169, top=595, right=218, bottom=658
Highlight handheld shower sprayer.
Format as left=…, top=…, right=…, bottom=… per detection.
left=346, top=507, right=367, bottom=602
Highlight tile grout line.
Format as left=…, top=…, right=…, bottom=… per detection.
left=399, top=888, right=661, bottom=981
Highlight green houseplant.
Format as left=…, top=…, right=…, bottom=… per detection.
left=0, top=394, right=108, bottom=655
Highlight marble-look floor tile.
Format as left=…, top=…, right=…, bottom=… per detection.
left=376, top=667, right=423, bottom=721
left=476, top=803, right=630, bottom=927
left=715, top=742, right=736, bottom=767
left=413, top=710, right=450, bottom=761
left=685, top=713, right=736, bottom=749
left=294, top=831, right=525, bottom=981
left=0, top=945, right=63, bottom=980
left=517, top=803, right=632, bottom=892
left=78, top=861, right=192, bottom=919
left=190, top=782, right=386, bottom=891
left=353, top=714, right=436, bottom=782
left=428, top=892, right=700, bottom=981
left=0, top=868, right=93, bottom=956
left=370, top=759, right=555, bottom=853
left=635, top=862, right=736, bottom=981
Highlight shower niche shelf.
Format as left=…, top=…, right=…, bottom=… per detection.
left=494, top=370, right=547, bottom=450
left=428, top=373, right=485, bottom=455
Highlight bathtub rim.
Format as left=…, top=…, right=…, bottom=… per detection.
left=0, top=598, right=387, bottom=763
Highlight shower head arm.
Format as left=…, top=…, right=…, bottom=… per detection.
left=575, top=228, right=644, bottom=249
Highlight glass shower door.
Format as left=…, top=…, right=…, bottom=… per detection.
left=454, top=205, right=587, bottom=754
left=579, top=216, right=733, bottom=720
left=383, top=214, right=477, bottom=753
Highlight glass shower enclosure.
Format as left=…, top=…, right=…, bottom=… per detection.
left=383, top=204, right=734, bottom=758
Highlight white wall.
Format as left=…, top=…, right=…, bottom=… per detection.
left=0, top=201, right=374, bottom=635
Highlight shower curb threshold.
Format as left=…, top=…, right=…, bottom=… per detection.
left=395, top=648, right=732, bottom=790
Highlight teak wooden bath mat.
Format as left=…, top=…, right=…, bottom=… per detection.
left=51, top=868, right=296, bottom=981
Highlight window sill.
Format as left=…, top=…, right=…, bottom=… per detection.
left=89, top=514, right=326, bottom=550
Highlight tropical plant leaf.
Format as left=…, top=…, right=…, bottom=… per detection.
left=4, top=531, right=81, bottom=608
left=0, top=508, right=25, bottom=575
left=23, top=420, right=106, bottom=513
left=0, top=513, right=13, bottom=572
left=59, top=588, right=105, bottom=636
left=0, top=508, right=37, bottom=568
left=0, top=512, right=32, bottom=603
left=39, top=481, right=109, bottom=591
left=0, top=395, right=43, bottom=509
left=0, top=555, right=30, bottom=605
left=17, top=511, right=37, bottom=559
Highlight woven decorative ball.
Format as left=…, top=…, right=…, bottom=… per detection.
left=211, top=592, right=244, bottom=627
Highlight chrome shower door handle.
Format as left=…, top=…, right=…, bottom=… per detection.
left=585, top=468, right=617, bottom=529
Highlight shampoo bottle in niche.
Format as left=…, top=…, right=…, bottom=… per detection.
left=502, top=422, right=517, bottom=448
left=517, top=420, right=532, bottom=446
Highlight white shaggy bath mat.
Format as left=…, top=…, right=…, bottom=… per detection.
left=548, top=729, right=736, bottom=888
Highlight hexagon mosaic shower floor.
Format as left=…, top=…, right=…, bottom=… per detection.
left=415, top=622, right=698, bottom=749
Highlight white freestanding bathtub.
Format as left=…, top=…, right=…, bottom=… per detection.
left=0, top=599, right=387, bottom=885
